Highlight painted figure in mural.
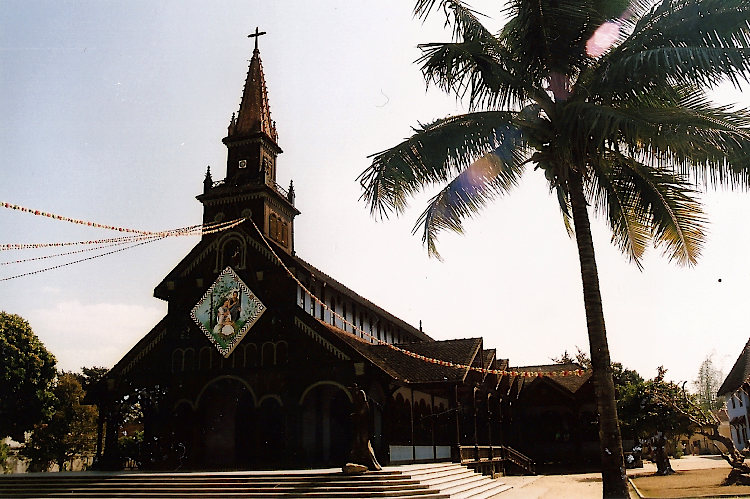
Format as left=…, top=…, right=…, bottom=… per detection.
left=350, top=389, right=381, bottom=471
left=228, top=290, right=241, bottom=323
left=213, top=299, right=235, bottom=337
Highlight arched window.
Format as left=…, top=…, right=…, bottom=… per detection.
left=171, top=350, right=183, bottom=373
left=276, top=341, right=288, bottom=365
left=262, top=342, right=276, bottom=366
left=199, top=347, right=212, bottom=370
left=269, top=214, right=278, bottom=239
left=244, top=343, right=257, bottom=368
left=183, top=348, right=196, bottom=371
left=222, top=240, right=242, bottom=268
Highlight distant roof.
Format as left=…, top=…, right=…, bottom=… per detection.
left=511, top=362, right=592, bottom=394
left=319, top=320, right=481, bottom=384
left=717, top=338, right=750, bottom=397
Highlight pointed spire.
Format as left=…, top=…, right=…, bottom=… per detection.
left=203, top=165, right=213, bottom=193
left=228, top=28, right=277, bottom=142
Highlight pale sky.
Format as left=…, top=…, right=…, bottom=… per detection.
left=1, top=1, right=749, bottom=387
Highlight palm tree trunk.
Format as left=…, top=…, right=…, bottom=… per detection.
left=568, top=170, right=629, bottom=498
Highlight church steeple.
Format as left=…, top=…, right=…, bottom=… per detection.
left=200, top=29, right=298, bottom=256
left=227, top=28, right=277, bottom=142
left=222, top=28, right=282, bottom=184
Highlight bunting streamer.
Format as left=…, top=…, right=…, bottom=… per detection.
left=0, top=237, right=159, bottom=266
left=0, top=207, right=246, bottom=279
left=247, top=218, right=586, bottom=379
left=0, top=237, right=166, bottom=282
left=0, top=218, right=246, bottom=251
left=1, top=201, right=183, bottom=235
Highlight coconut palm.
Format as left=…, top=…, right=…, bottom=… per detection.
left=358, top=0, right=750, bottom=496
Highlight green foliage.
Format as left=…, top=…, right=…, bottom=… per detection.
left=0, top=441, right=10, bottom=473
left=118, top=430, right=143, bottom=465
left=74, top=366, right=109, bottom=393
left=22, top=372, right=98, bottom=471
left=0, top=312, right=57, bottom=441
left=617, top=367, right=694, bottom=441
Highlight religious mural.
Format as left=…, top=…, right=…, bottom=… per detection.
left=191, top=266, right=266, bottom=357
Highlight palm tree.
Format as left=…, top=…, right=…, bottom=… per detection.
left=358, top=1, right=750, bottom=496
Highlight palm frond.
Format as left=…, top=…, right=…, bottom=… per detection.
left=418, top=40, right=532, bottom=110
left=414, top=142, right=529, bottom=258
left=609, top=152, right=706, bottom=266
left=358, top=111, right=527, bottom=218
left=502, top=0, right=607, bottom=80
left=588, top=0, right=750, bottom=99
left=559, top=90, right=750, bottom=187
left=587, top=160, right=651, bottom=267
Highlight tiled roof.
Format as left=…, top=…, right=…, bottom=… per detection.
left=511, top=363, right=591, bottom=394
left=319, top=320, right=481, bottom=384
left=483, top=349, right=496, bottom=370
left=717, top=338, right=750, bottom=397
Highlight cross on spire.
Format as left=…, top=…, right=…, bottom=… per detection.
left=248, top=27, right=267, bottom=51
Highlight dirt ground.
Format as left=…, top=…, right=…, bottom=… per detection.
left=499, top=455, right=746, bottom=499
left=630, top=467, right=750, bottom=498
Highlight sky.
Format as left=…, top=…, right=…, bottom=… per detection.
left=1, top=1, right=749, bottom=387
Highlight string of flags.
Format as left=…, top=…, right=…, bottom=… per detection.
left=0, top=201, right=246, bottom=280
left=247, top=218, right=586, bottom=379
left=1, top=201, right=585, bottom=378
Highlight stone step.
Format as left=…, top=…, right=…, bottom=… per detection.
left=1, top=492, right=448, bottom=499
left=0, top=478, right=422, bottom=487
left=393, top=464, right=515, bottom=499
left=451, top=480, right=513, bottom=499
left=0, top=470, right=452, bottom=499
left=392, top=464, right=468, bottom=479
left=417, top=468, right=478, bottom=487
left=432, top=472, right=489, bottom=495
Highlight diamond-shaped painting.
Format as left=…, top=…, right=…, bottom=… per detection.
left=191, top=267, right=266, bottom=357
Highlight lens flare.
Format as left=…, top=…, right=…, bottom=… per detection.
left=586, top=21, right=620, bottom=57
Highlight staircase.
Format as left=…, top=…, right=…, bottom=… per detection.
left=0, top=463, right=512, bottom=498
left=395, top=462, right=513, bottom=498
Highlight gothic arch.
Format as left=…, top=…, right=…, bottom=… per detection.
left=195, top=375, right=257, bottom=408
left=214, top=231, right=247, bottom=271
left=198, top=346, right=213, bottom=370
left=257, top=393, right=283, bottom=407
left=171, top=349, right=184, bottom=373
left=299, top=381, right=353, bottom=405
left=261, top=341, right=276, bottom=367
left=173, top=398, right=195, bottom=411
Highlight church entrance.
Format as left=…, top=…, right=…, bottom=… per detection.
left=197, top=377, right=256, bottom=469
left=300, top=383, right=353, bottom=467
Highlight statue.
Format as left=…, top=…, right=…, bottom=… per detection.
left=343, top=388, right=381, bottom=473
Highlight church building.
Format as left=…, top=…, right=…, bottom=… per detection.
left=89, top=34, right=597, bottom=472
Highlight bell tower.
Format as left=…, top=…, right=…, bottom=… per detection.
left=198, top=29, right=299, bottom=254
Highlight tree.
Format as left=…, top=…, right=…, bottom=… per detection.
left=692, top=354, right=723, bottom=412
left=0, top=312, right=57, bottom=441
left=358, top=1, right=750, bottom=496
left=22, top=372, right=98, bottom=471
left=652, top=378, right=750, bottom=485
left=617, top=367, right=693, bottom=474
left=73, top=366, right=109, bottom=393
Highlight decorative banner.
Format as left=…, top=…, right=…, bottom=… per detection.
left=191, top=267, right=266, bottom=358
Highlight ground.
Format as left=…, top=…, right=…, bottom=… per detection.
left=499, top=455, right=738, bottom=498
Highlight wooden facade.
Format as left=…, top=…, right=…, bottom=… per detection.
left=89, top=39, right=596, bottom=472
